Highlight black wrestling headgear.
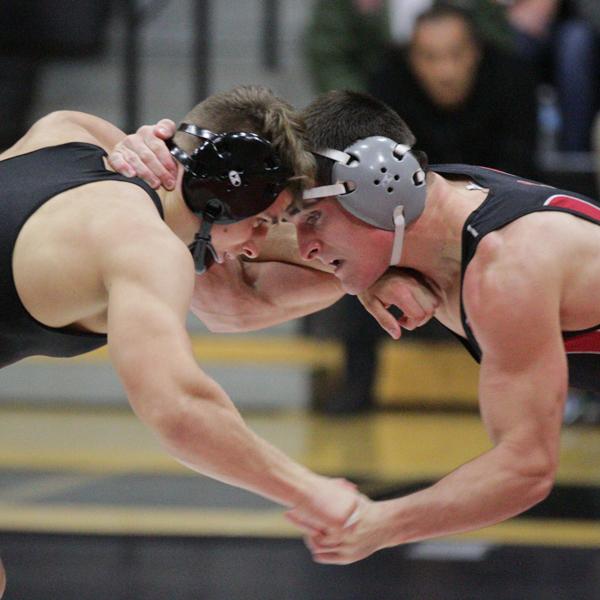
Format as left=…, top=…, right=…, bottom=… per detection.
left=167, top=123, right=291, bottom=273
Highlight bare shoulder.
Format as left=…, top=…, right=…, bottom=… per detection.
left=76, top=184, right=194, bottom=292
left=465, top=213, right=566, bottom=300
left=465, top=210, right=591, bottom=309
left=1, top=111, right=124, bottom=159
left=463, top=217, right=563, bottom=355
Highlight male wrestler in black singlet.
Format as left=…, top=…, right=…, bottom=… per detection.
left=112, top=89, right=600, bottom=565
left=0, top=86, right=360, bottom=596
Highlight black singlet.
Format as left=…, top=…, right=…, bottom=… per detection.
left=431, top=164, right=600, bottom=393
left=0, top=142, right=164, bottom=367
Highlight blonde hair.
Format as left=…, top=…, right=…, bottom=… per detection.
left=175, top=85, right=315, bottom=201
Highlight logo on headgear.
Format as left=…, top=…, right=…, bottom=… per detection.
left=228, top=170, right=242, bottom=187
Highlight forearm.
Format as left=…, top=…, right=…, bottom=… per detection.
left=194, top=297, right=340, bottom=333
left=192, top=261, right=344, bottom=333
left=381, top=442, right=554, bottom=547
left=381, top=367, right=562, bottom=545
left=238, top=261, right=343, bottom=329
left=150, top=383, right=318, bottom=507
left=52, top=110, right=126, bottom=151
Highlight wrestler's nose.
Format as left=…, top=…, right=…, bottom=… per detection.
left=298, top=236, right=321, bottom=261
left=241, top=240, right=259, bottom=259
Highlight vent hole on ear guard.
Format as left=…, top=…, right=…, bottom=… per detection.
left=413, top=171, right=426, bottom=186
left=394, top=174, right=400, bottom=181
left=387, top=187, right=394, bottom=193
left=374, top=179, right=380, bottom=185
left=381, top=167, right=387, bottom=173
left=346, top=153, right=359, bottom=166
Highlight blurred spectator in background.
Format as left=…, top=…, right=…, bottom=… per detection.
left=0, top=0, right=110, bottom=150
left=370, top=3, right=538, bottom=177
left=305, top=0, right=513, bottom=94
left=503, top=0, right=599, bottom=152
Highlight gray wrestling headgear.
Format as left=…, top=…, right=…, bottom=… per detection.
left=303, top=136, right=427, bottom=265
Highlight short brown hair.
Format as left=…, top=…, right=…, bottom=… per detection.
left=292, top=89, right=427, bottom=211
left=175, top=85, right=315, bottom=200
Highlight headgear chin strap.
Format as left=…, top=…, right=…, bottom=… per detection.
left=303, top=136, right=427, bottom=265
left=167, top=123, right=291, bottom=274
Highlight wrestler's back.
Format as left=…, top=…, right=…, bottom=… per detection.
left=0, top=113, right=163, bottom=365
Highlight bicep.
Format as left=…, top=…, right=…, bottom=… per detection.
left=464, top=250, right=568, bottom=463
left=105, top=243, right=214, bottom=420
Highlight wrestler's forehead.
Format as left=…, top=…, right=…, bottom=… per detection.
left=263, top=189, right=295, bottom=222
left=285, top=196, right=339, bottom=221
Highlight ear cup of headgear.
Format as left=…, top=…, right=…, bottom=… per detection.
left=332, top=136, right=427, bottom=230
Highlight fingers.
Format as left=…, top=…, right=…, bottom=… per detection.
left=386, top=285, right=432, bottom=330
left=398, top=286, right=438, bottom=330
left=297, top=494, right=377, bottom=566
left=128, top=129, right=176, bottom=189
left=117, top=146, right=163, bottom=189
left=358, top=295, right=401, bottom=339
left=331, top=477, right=358, bottom=491
left=312, top=551, right=349, bottom=565
left=154, top=119, right=176, bottom=138
left=307, top=532, right=343, bottom=550
left=107, top=151, right=136, bottom=178
left=108, top=122, right=178, bottom=190
left=360, top=271, right=441, bottom=335
left=284, top=510, right=325, bottom=535
left=305, top=536, right=358, bottom=565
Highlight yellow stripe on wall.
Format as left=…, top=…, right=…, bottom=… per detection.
left=24, top=336, right=478, bottom=406
left=376, top=342, right=479, bottom=406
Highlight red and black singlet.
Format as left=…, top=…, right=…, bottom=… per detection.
left=431, top=164, right=600, bottom=393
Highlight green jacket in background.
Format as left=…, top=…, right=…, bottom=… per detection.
left=304, top=0, right=515, bottom=93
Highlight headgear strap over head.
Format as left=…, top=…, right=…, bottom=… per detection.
left=167, top=123, right=291, bottom=274
left=303, top=136, right=426, bottom=265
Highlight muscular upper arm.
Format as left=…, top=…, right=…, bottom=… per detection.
left=464, top=233, right=567, bottom=476
left=102, top=223, right=215, bottom=423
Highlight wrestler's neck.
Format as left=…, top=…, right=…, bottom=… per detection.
left=156, top=186, right=201, bottom=246
left=400, top=172, right=488, bottom=292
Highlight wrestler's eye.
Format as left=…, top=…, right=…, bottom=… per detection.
left=305, top=211, right=321, bottom=226
left=253, top=217, right=270, bottom=228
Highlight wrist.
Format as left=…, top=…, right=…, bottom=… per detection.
left=379, top=499, right=409, bottom=548
left=264, top=461, right=322, bottom=508
left=287, top=470, right=326, bottom=508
